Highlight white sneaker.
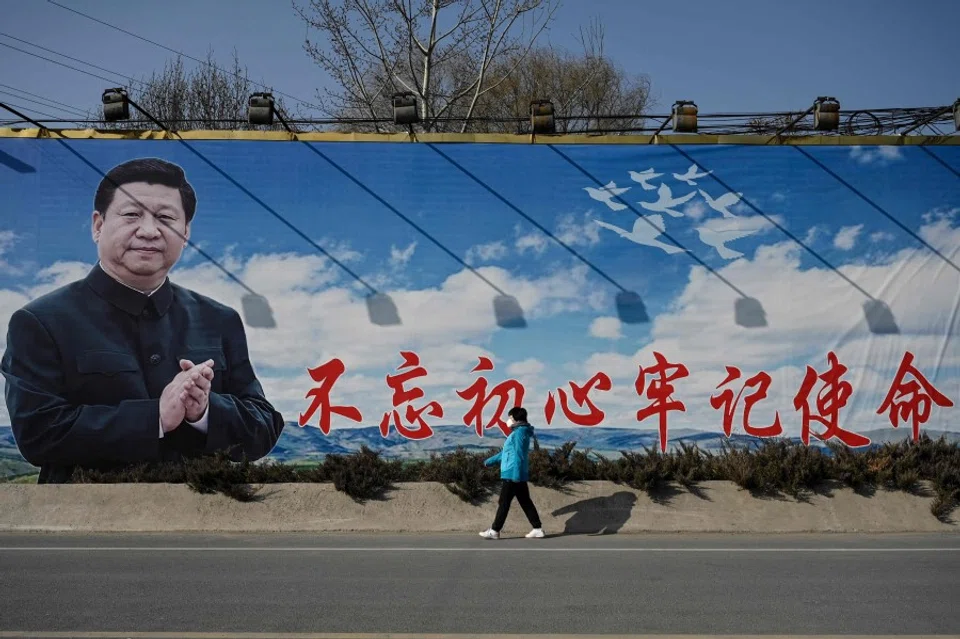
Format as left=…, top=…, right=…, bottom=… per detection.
left=479, top=529, right=500, bottom=539
left=525, top=528, right=545, bottom=538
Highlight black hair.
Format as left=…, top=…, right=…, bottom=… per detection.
left=508, top=406, right=528, bottom=423
left=94, top=157, right=197, bottom=223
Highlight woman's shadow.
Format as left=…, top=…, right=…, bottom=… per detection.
left=550, top=491, right=638, bottom=536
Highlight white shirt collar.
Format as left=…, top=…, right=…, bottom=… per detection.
left=97, top=261, right=166, bottom=297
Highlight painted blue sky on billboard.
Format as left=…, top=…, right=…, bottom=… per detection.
left=0, top=138, right=958, bottom=447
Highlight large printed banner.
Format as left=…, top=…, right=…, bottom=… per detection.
left=0, top=136, right=958, bottom=476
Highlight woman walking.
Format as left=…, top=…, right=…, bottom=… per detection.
left=478, top=406, right=544, bottom=539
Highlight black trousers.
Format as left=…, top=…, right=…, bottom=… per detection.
left=492, top=480, right=542, bottom=531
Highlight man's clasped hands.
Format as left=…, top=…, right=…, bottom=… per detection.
left=159, top=358, right=216, bottom=434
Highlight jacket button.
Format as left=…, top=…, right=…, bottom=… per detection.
left=149, top=354, right=161, bottom=365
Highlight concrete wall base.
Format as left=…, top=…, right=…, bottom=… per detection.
left=0, top=481, right=956, bottom=534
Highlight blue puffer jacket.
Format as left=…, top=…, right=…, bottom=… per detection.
left=484, top=423, right=536, bottom=482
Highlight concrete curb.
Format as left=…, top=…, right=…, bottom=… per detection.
left=0, top=481, right=956, bottom=534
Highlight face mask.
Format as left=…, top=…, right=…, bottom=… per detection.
left=506, top=417, right=516, bottom=427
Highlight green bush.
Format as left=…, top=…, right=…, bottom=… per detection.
left=530, top=441, right=601, bottom=489
left=716, top=439, right=831, bottom=499
left=609, top=447, right=673, bottom=492
left=319, top=446, right=403, bottom=502
left=65, top=433, right=960, bottom=521
left=417, top=447, right=500, bottom=503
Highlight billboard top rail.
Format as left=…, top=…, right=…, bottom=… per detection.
left=0, top=127, right=958, bottom=146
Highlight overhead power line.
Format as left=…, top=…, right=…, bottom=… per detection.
left=0, top=99, right=63, bottom=122
left=0, top=32, right=142, bottom=86
left=0, top=83, right=89, bottom=116
left=44, top=0, right=322, bottom=114
left=0, top=32, right=954, bottom=137
left=0, top=90, right=86, bottom=121
left=0, top=40, right=131, bottom=86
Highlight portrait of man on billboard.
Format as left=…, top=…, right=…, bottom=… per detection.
left=1, top=156, right=285, bottom=483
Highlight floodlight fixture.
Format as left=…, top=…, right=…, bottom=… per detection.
left=392, top=92, right=419, bottom=125
left=814, top=96, right=840, bottom=131
left=100, top=86, right=171, bottom=133
left=672, top=100, right=698, bottom=133
left=771, top=96, right=839, bottom=140
left=248, top=92, right=276, bottom=126
left=530, top=100, right=556, bottom=134
left=102, top=88, right=130, bottom=122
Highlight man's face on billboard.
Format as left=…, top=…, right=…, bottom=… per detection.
left=92, top=181, right=190, bottom=290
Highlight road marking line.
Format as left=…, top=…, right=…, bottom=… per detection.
left=0, top=546, right=959, bottom=552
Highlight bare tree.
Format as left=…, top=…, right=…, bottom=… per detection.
left=92, top=49, right=296, bottom=131
left=473, top=18, right=653, bottom=134
left=294, top=0, right=559, bottom=132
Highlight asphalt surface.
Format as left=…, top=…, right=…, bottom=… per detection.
left=0, top=532, right=958, bottom=636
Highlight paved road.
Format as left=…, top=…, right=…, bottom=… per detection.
left=0, top=532, right=958, bottom=637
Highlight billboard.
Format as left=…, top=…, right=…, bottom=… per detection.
left=0, top=132, right=958, bottom=481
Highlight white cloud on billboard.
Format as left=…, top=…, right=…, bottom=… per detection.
left=581, top=212, right=960, bottom=439
left=464, top=240, right=508, bottom=265
left=833, top=224, right=864, bottom=250
left=589, top=317, right=623, bottom=340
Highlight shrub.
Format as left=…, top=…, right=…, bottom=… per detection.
left=611, top=447, right=673, bottom=493
left=418, top=447, right=499, bottom=503
left=63, top=432, right=960, bottom=521
left=72, top=450, right=260, bottom=501
left=183, top=451, right=260, bottom=502
left=530, top=441, right=601, bottom=489
left=670, top=441, right=717, bottom=486
left=320, top=446, right=402, bottom=502
left=826, top=442, right=874, bottom=490
left=715, top=439, right=832, bottom=499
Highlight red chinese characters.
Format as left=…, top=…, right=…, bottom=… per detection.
left=456, top=356, right=525, bottom=437
left=793, top=351, right=870, bottom=447
left=544, top=372, right=612, bottom=427
left=710, top=366, right=783, bottom=438
left=300, top=349, right=953, bottom=448
left=379, top=351, right=443, bottom=441
left=634, top=352, right=689, bottom=452
left=877, top=351, right=955, bottom=442
left=299, top=357, right=363, bottom=435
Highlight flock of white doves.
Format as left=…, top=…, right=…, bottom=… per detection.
left=584, top=163, right=762, bottom=259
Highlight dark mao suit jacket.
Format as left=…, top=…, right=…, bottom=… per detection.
left=1, top=264, right=285, bottom=483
